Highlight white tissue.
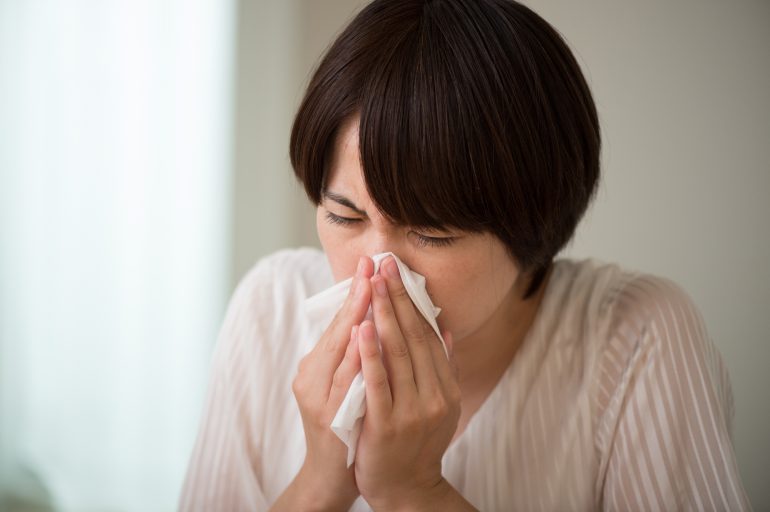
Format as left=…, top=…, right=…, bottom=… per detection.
left=303, top=252, right=447, bottom=467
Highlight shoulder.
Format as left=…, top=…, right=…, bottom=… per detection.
left=602, top=269, right=727, bottom=391
left=587, top=269, right=748, bottom=510
left=548, top=257, right=712, bottom=354
left=539, top=257, right=640, bottom=344
left=235, top=246, right=333, bottom=304
left=229, top=245, right=333, bottom=333
left=607, top=271, right=706, bottom=342
left=591, top=261, right=720, bottom=379
left=545, top=258, right=733, bottom=426
left=211, top=247, right=333, bottom=370
left=593, top=265, right=735, bottom=441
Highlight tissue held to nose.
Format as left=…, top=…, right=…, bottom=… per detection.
left=303, top=251, right=447, bottom=466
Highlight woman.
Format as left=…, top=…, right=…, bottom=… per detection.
left=180, top=0, right=750, bottom=510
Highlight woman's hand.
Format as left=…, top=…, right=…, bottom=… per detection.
left=284, top=257, right=373, bottom=511
left=353, top=256, right=462, bottom=511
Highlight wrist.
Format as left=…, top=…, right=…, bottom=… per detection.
left=370, top=478, right=454, bottom=512
left=277, top=465, right=357, bottom=512
left=295, top=466, right=359, bottom=511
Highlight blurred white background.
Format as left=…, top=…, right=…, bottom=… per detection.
left=0, top=0, right=234, bottom=510
left=1, top=0, right=768, bottom=511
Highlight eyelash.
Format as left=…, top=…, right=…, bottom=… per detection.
left=324, top=211, right=455, bottom=248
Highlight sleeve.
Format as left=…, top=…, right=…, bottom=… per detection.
left=178, top=260, right=273, bottom=512
left=595, top=275, right=752, bottom=512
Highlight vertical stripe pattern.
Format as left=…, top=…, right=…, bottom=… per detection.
left=596, top=275, right=751, bottom=511
left=177, top=249, right=751, bottom=511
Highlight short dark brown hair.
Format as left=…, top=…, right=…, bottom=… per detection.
left=290, top=0, right=601, bottom=300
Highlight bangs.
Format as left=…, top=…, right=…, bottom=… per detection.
left=356, top=6, right=501, bottom=232
left=294, top=0, right=533, bottom=234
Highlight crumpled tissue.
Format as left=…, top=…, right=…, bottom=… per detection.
left=303, top=252, right=448, bottom=467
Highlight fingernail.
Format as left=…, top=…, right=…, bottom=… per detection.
left=384, top=258, right=399, bottom=280
left=356, top=257, right=365, bottom=276
left=361, top=321, right=376, bottom=345
left=373, top=276, right=387, bottom=297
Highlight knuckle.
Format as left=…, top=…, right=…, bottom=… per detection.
left=390, top=283, right=410, bottom=301
left=387, top=340, right=410, bottom=359
left=426, top=397, right=449, bottom=421
left=406, top=324, right=431, bottom=344
left=371, top=373, right=390, bottom=392
left=416, top=333, right=432, bottom=347
left=361, top=339, right=380, bottom=359
left=291, top=374, right=308, bottom=399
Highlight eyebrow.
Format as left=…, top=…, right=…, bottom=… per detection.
left=322, top=190, right=369, bottom=218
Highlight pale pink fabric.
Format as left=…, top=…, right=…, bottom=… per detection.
left=179, top=248, right=751, bottom=511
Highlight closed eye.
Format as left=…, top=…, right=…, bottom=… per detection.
left=411, top=232, right=455, bottom=248
left=324, top=211, right=361, bottom=226
left=325, top=211, right=456, bottom=248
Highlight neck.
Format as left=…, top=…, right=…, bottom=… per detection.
left=452, top=264, right=553, bottom=392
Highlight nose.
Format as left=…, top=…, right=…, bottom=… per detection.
left=356, top=227, right=417, bottom=273
left=360, top=229, right=391, bottom=258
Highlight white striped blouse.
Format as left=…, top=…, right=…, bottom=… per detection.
left=179, top=247, right=751, bottom=511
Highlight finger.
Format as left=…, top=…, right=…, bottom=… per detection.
left=369, top=274, right=417, bottom=404
left=327, top=325, right=362, bottom=408
left=427, top=329, right=458, bottom=394
left=315, top=257, right=373, bottom=387
left=358, top=319, right=392, bottom=420
left=380, top=256, right=443, bottom=401
left=320, top=256, right=374, bottom=351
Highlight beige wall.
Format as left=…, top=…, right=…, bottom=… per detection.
left=231, top=0, right=368, bottom=283
left=533, top=2, right=770, bottom=508
left=233, top=1, right=770, bottom=507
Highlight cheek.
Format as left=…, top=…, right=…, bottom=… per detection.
left=420, top=268, right=470, bottom=334
left=425, top=262, right=515, bottom=340
left=427, top=276, right=484, bottom=339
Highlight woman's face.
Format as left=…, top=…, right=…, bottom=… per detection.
left=316, top=117, right=525, bottom=343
